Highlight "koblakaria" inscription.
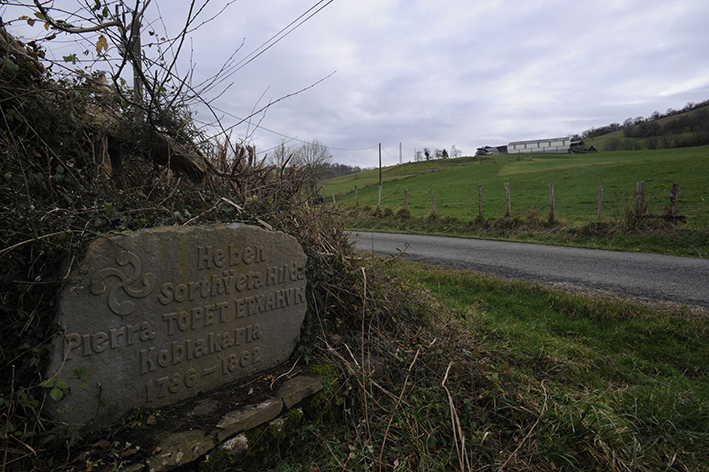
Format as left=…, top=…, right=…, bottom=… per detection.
left=46, top=224, right=307, bottom=428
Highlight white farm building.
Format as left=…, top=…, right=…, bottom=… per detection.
left=507, top=137, right=571, bottom=154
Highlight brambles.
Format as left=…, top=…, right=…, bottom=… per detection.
left=0, top=24, right=359, bottom=470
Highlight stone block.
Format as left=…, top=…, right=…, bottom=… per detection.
left=215, top=399, right=283, bottom=442
left=278, top=376, right=323, bottom=409
left=145, top=429, right=215, bottom=472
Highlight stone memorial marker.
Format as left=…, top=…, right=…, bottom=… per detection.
left=46, top=224, right=307, bottom=428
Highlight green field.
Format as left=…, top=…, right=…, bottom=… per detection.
left=322, top=146, right=709, bottom=227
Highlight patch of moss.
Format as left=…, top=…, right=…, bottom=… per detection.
left=307, top=363, right=335, bottom=378
left=235, top=408, right=308, bottom=471
left=200, top=450, right=237, bottom=472
left=266, top=408, right=304, bottom=444
left=302, top=364, right=343, bottom=422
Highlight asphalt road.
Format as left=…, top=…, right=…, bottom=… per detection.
left=349, top=231, right=709, bottom=308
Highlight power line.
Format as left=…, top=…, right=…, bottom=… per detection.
left=196, top=0, right=336, bottom=97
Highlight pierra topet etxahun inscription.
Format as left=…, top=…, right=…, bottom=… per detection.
left=45, top=224, right=307, bottom=428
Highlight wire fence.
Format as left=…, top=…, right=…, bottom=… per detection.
left=336, top=182, right=709, bottom=227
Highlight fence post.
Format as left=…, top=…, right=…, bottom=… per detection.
left=478, top=185, right=483, bottom=219
left=597, top=185, right=604, bottom=220
left=332, top=193, right=336, bottom=204
left=429, top=189, right=437, bottom=215
left=549, top=183, right=556, bottom=223
left=404, top=189, right=409, bottom=212
left=355, top=186, right=359, bottom=206
left=670, top=183, right=680, bottom=217
left=504, top=183, right=511, bottom=216
left=636, top=181, right=646, bottom=217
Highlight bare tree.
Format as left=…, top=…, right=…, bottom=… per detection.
left=7, top=1, right=335, bottom=182
left=291, top=139, right=332, bottom=196
left=450, top=145, right=462, bottom=158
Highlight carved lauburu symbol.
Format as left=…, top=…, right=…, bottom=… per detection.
left=90, top=251, right=156, bottom=316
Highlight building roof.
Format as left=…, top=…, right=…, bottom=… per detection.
left=508, top=137, right=570, bottom=146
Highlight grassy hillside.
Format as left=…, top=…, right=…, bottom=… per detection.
left=322, top=146, right=709, bottom=228
left=322, top=155, right=483, bottom=196
left=583, top=104, right=709, bottom=151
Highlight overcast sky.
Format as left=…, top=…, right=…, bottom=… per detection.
left=4, top=0, right=709, bottom=167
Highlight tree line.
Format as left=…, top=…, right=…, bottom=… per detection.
left=413, top=145, right=462, bottom=161
left=580, top=99, right=709, bottom=140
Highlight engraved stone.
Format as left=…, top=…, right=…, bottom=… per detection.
left=45, top=224, right=307, bottom=428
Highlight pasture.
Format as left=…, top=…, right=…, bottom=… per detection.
left=322, top=146, right=709, bottom=228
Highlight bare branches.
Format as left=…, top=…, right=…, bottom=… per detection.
left=32, top=0, right=123, bottom=33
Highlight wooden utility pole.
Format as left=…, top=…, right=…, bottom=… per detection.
left=355, top=185, right=359, bottom=206
left=404, top=189, right=408, bottom=212
left=429, top=189, right=437, bottom=215
left=549, top=184, right=556, bottom=223
left=378, top=143, right=382, bottom=208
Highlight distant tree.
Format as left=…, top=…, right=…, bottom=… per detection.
left=603, top=137, right=623, bottom=151
left=291, top=139, right=332, bottom=196
left=434, top=148, right=443, bottom=159
left=450, top=145, right=462, bottom=158
left=624, top=126, right=639, bottom=138
left=423, top=148, right=431, bottom=160
left=319, top=162, right=363, bottom=179
left=623, top=139, right=641, bottom=151
left=441, top=149, right=449, bottom=159
left=414, top=150, right=424, bottom=161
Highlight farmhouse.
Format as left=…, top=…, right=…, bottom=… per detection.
left=476, top=145, right=508, bottom=156
left=507, top=137, right=571, bottom=154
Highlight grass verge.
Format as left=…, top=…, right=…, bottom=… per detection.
left=338, top=205, right=709, bottom=258
left=269, top=255, right=709, bottom=471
